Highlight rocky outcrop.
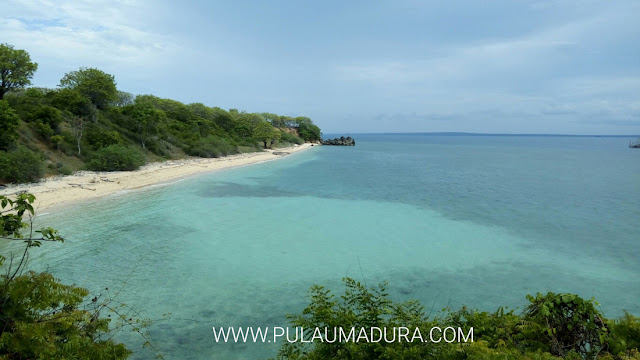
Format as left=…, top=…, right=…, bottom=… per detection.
left=630, top=139, right=640, bottom=148
left=322, top=136, right=356, bottom=146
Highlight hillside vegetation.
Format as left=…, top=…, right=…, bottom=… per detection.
left=0, top=43, right=321, bottom=184
left=275, top=279, right=640, bottom=360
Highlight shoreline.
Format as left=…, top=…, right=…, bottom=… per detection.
left=0, top=143, right=317, bottom=212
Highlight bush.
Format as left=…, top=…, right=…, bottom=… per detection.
left=0, top=100, right=20, bottom=150
left=522, top=292, right=606, bottom=358
left=26, top=105, right=62, bottom=130
left=58, top=130, right=77, bottom=156
left=275, top=279, right=640, bottom=360
left=50, top=135, right=64, bottom=149
left=0, top=146, right=44, bottom=184
left=30, top=121, right=54, bottom=140
left=280, top=130, right=304, bottom=145
left=59, top=166, right=73, bottom=175
left=607, top=312, right=640, bottom=357
left=87, top=128, right=123, bottom=149
left=186, top=135, right=236, bottom=158
left=87, top=144, right=145, bottom=171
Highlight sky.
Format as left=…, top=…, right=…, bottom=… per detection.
left=2, top=0, right=639, bottom=135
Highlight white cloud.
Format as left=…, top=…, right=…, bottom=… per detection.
left=334, top=12, right=605, bottom=85
left=1, top=0, right=183, bottom=87
left=328, top=3, right=640, bottom=133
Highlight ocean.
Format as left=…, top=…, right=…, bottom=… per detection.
left=10, top=134, right=640, bottom=359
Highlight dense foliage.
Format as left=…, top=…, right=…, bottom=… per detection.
left=0, top=43, right=38, bottom=100
left=0, top=193, right=138, bottom=359
left=0, top=43, right=321, bottom=183
left=0, top=100, right=20, bottom=150
left=0, top=145, right=44, bottom=183
left=275, top=278, right=640, bottom=360
left=88, top=144, right=145, bottom=171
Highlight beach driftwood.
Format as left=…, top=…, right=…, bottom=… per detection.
left=322, top=136, right=355, bottom=146
left=68, top=183, right=96, bottom=191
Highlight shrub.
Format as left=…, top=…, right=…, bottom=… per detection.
left=276, top=280, right=640, bottom=360
left=186, top=135, right=236, bottom=158
left=26, top=105, right=62, bottom=128
left=144, top=138, right=172, bottom=157
left=59, top=166, right=73, bottom=175
left=58, top=130, right=77, bottom=156
left=30, top=121, right=54, bottom=140
left=522, top=292, right=606, bottom=358
left=0, top=146, right=44, bottom=183
left=0, top=100, right=20, bottom=150
left=280, top=130, right=304, bottom=145
left=87, top=144, right=145, bottom=171
left=87, top=128, right=123, bottom=149
left=50, top=135, right=64, bottom=150
left=606, top=312, right=640, bottom=358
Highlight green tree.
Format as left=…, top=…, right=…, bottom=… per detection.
left=123, top=100, right=167, bottom=149
left=114, top=90, right=135, bottom=107
left=0, top=43, right=38, bottom=100
left=270, top=128, right=282, bottom=148
left=295, top=116, right=321, bottom=142
left=50, top=87, right=94, bottom=116
left=254, top=121, right=276, bottom=148
left=0, top=100, right=20, bottom=150
left=211, top=107, right=236, bottom=133
left=262, top=112, right=285, bottom=127
left=59, top=67, right=117, bottom=109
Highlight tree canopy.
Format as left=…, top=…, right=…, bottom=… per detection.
left=0, top=43, right=38, bottom=100
left=59, top=67, right=118, bottom=109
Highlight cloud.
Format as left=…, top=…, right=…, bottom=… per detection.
left=1, top=0, right=183, bottom=87
left=1, top=0, right=638, bottom=134
left=325, top=2, right=640, bottom=133
left=334, top=11, right=609, bottom=85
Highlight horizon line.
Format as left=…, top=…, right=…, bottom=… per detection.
left=322, top=131, right=640, bottom=138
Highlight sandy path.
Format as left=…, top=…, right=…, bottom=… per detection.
left=0, top=143, right=316, bottom=212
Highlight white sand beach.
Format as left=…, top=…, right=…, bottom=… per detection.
left=0, top=143, right=316, bottom=212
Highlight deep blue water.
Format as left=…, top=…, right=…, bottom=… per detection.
left=4, top=134, right=639, bottom=359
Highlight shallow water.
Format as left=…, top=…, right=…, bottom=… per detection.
left=5, top=134, right=640, bottom=359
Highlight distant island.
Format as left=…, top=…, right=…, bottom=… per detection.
left=322, top=136, right=356, bottom=146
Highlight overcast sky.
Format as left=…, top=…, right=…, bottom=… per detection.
left=3, top=0, right=639, bottom=134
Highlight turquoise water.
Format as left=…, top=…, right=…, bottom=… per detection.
left=6, top=134, right=640, bottom=359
